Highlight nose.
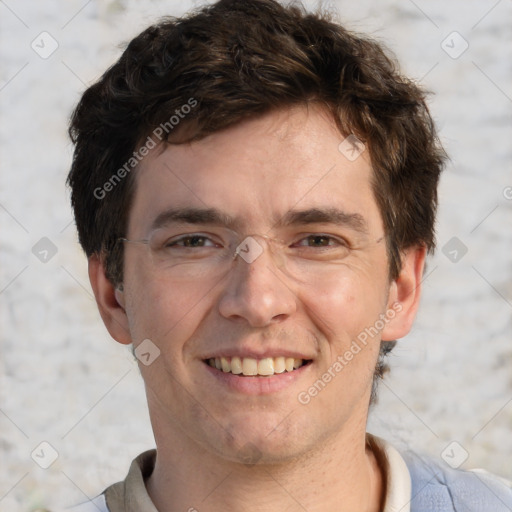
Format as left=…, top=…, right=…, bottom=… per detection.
left=217, top=237, right=297, bottom=327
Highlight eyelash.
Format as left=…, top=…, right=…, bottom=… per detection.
left=165, top=234, right=219, bottom=248
left=293, top=234, right=349, bottom=248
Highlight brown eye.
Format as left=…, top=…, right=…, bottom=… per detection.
left=181, top=236, right=207, bottom=247
left=307, top=235, right=330, bottom=247
left=165, top=235, right=217, bottom=248
left=295, top=235, right=345, bottom=248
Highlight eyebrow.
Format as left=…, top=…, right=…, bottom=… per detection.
left=150, top=206, right=368, bottom=234
left=277, top=207, right=369, bottom=234
left=150, top=207, right=242, bottom=232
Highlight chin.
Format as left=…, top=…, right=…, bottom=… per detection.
left=206, top=414, right=315, bottom=466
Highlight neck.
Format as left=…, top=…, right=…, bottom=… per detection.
left=146, top=414, right=384, bottom=512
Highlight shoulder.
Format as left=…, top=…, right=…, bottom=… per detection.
left=64, top=449, right=157, bottom=512
left=401, top=450, right=512, bottom=512
left=66, top=494, right=108, bottom=512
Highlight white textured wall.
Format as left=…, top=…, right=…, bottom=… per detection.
left=1, top=0, right=511, bottom=509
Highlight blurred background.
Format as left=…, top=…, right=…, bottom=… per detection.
left=1, top=0, right=511, bottom=509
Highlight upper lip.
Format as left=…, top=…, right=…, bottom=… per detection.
left=201, top=348, right=314, bottom=360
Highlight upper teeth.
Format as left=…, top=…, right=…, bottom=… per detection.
left=208, top=357, right=305, bottom=376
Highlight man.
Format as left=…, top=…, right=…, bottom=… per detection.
left=67, top=0, right=512, bottom=510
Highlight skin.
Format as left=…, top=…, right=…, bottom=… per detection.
left=89, top=104, right=425, bottom=512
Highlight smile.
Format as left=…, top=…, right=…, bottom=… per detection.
left=206, top=356, right=311, bottom=376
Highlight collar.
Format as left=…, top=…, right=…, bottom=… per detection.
left=369, top=434, right=412, bottom=512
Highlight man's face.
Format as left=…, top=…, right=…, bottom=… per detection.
left=119, top=105, right=399, bottom=463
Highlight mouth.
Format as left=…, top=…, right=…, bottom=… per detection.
left=204, top=356, right=312, bottom=377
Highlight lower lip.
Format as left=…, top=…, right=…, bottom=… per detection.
left=203, top=361, right=312, bottom=395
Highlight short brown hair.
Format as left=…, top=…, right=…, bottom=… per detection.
left=67, top=0, right=446, bottom=400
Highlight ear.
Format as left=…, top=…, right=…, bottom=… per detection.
left=88, top=254, right=132, bottom=345
left=381, top=245, right=426, bottom=341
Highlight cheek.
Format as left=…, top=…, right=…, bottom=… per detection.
left=297, top=264, right=389, bottom=351
left=295, top=270, right=388, bottom=413
left=124, top=267, right=217, bottom=352
left=300, top=269, right=386, bottom=324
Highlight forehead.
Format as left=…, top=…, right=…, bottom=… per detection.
left=128, top=105, right=382, bottom=236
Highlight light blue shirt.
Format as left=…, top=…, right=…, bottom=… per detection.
left=69, top=439, right=512, bottom=511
